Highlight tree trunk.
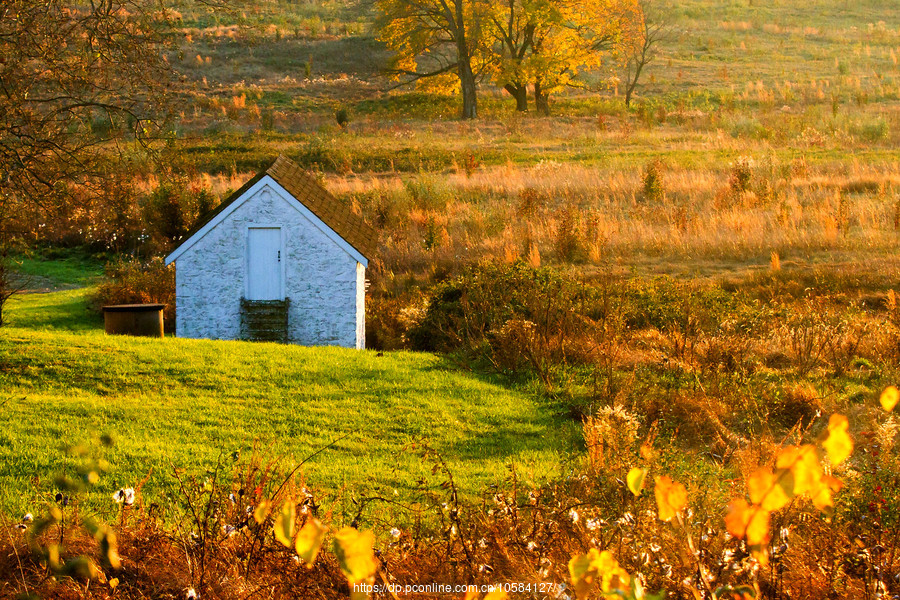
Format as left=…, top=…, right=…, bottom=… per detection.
left=534, top=80, right=550, bottom=116
left=624, top=60, right=644, bottom=107
left=458, top=59, right=478, bottom=119
left=454, top=0, right=478, bottom=120
left=504, top=83, right=529, bottom=111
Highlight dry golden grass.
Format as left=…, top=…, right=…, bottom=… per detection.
left=309, top=159, right=900, bottom=290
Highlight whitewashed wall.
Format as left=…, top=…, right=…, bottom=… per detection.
left=174, top=181, right=365, bottom=348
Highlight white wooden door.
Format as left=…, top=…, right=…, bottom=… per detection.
left=247, top=227, right=282, bottom=300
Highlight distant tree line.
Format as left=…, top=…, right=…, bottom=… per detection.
left=375, top=0, right=661, bottom=118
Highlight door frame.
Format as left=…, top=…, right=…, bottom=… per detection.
left=245, top=224, right=286, bottom=300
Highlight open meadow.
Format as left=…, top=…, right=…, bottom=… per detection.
left=3, top=0, right=900, bottom=597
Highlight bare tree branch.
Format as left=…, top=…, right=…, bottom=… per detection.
left=623, top=0, right=671, bottom=107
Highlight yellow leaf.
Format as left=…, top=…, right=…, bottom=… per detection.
left=811, top=474, right=843, bottom=513
left=569, top=550, right=598, bottom=599
left=626, top=468, right=648, bottom=497
left=568, top=549, right=630, bottom=599
left=295, top=518, right=327, bottom=567
left=747, top=468, right=790, bottom=512
left=745, top=507, right=770, bottom=548
left=254, top=500, right=271, bottom=525
left=109, top=577, right=119, bottom=589
left=750, top=544, right=770, bottom=567
left=48, top=544, right=60, bottom=570
left=823, top=414, right=853, bottom=466
left=881, top=386, right=900, bottom=412
left=776, top=445, right=822, bottom=497
left=105, top=531, right=121, bottom=570
left=725, top=498, right=770, bottom=545
left=654, top=475, right=687, bottom=522
left=333, top=527, right=378, bottom=584
left=725, top=498, right=750, bottom=539
left=594, top=552, right=630, bottom=593
left=273, top=501, right=296, bottom=548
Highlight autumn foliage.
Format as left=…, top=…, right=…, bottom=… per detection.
left=375, top=0, right=645, bottom=115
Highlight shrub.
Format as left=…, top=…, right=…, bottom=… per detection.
left=411, top=261, right=562, bottom=351
left=622, top=276, right=736, bottom=333
left=770, top=383, right=822, bottom=428
left=729, top=117, right=771, bottom=140
left=93, top=256, right=175, bottom=330
left=408, top=261, right=623, bottom=393
left=850, top=117, right=889, bottom=142
left=404, top=175, right=452, bottom=212
left=553, top=206, right=588, bottom=263
left=517, top=187, right=544, bottom=218
left=260, top=108, right=275, bottom=132
left=642, top=159, right=665, bottom=203
left=365, top=294, right=427, bottom=350
left=728, top=156, right=754, bottom=196
left=335, top=106, right=350, bottom=129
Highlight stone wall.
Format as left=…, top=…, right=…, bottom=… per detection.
left=174, top=181, right=364, bottom=348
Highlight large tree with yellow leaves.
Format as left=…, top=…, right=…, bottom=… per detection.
left=488, top=0, right=645, bottom=114
left=376, top=0, right=490, bottom=119
left=377, top=0, right=644, bottom=116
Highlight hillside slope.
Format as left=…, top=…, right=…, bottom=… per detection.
left=0, top=290, right=577, bottom=519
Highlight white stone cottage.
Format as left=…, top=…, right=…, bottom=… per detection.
left=165, top=155, right=376, bottom=348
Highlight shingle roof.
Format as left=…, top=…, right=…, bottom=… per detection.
left=177, top=155, right=377, bottom=260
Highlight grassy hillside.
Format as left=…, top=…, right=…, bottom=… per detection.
left=0, top=289, right=578, bottom=521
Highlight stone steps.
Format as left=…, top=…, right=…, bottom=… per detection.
left=240, top=298, right=290, bottom=342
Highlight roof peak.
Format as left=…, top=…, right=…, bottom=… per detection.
left=167, top=155, right=377, bottom=263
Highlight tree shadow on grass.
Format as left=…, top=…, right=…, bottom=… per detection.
left=7, top=289, right=102, bottom=332
left=419, top=354, right=582, bottom=465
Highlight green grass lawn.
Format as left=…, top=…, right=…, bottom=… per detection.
left=14, top=250, right=105, bottom=290
left=0, top=288, right=579, bottom=523
left=6, top=287, right=101, bottom=331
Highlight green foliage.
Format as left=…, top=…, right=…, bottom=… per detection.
left=729, top=117, right=771, bottom=140
left=642, top=159, right=665, bottom=202
left=335, top=106, right=350, bottom=129
left=410, top=261, right=572, bottom=353
left=621, top=276, right=737, bottom=332
left=404, top=175, right=452, bottom=211
left=554, top=205, right=589, bottom=262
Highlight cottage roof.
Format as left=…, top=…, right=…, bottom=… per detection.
left=170, top=155, right=377, bottom=261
